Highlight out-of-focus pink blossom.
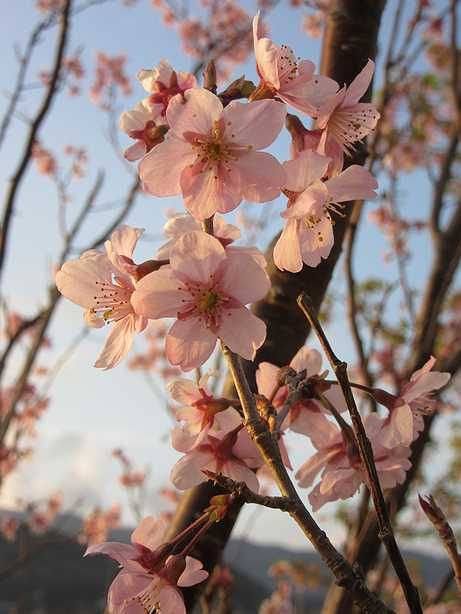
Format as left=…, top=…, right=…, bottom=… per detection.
left=79, top=504, right=121, bottom=546
left=132, top=231, right=269, bottom=370
left=0, top=516, right=18, bottom=542
left=55, top=225, right=149, bottom=369
left=139, top=88, right=286, bottom=220
left=90, top=52, right=132, bottom=109
left=31, top=141, right=56, bottom=176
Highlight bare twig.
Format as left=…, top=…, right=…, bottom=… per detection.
left=297, top=292, right=422, bottom=614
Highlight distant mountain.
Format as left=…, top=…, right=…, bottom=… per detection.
left=0, top=513, right=454, bottom=613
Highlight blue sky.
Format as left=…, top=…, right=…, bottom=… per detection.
left=0, top=0, right=453, bottom=552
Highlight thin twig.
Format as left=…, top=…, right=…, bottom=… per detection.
left=297, top=291, right=422, bottom=614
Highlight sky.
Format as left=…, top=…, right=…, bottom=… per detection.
left=0, top=0, right=455, bottom=554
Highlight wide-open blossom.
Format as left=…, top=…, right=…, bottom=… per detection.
left=274, top=150, right=378, bottom=272
left=139, top=88, right=286, bottom=220
left=55, top=225, right=148, bottom=369
left=119, top=100, right=168, bottom=161
left=86, top=516, right=208, bottom=614
left=316, top=59, right=380, bottom=169
left=295, top=413, right=411, bottom=511
left=252, top=12, right=337, bottom=115
left=132, top=231, right=269, bottom=371
left=155, top=213, right=240, bottom=260
left=138, top=59, right=197, bottom=121
left=169, top=373, right=242, bottom=451
left=171, top=426, right=263, bottom=492
left=379, top=356, right=450, bottom=448
left=256, top=346, right=346, bottom=434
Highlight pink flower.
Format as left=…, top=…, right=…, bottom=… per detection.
left=137, top=59, right=197, bottom=120
left=139, top=88, right=286, bottom=220
left=155, top=212, right=240, bottom=260
left=169, top=373, right=242, bottom=450
left=132, top=231, right=269, bottom=370
left=380, top=357, right=450, bottom=448
left=274, top=150, right=378, bottom=271
left=85, top=516, right=208, bottom=614
left=55, top=225, right=148, bottom=369
left=252, top=12, right=337, bottom=115
left=295, top=413, right=411, bottom=511
left=256, top=346, right=346, bottom=434
left=315, top=59, right=380, bottom=169
left=119, top=100, right=168, bottom=161
left=171, top=426, right=263, bottom=492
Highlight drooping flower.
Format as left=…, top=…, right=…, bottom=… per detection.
left=55, top=225, right=149, bottom=369
left=119, top=99, right=168, bottom=161
left=379, top=356, right=450, bottom=448
left=273, top=150, right=378, bottom=272
left=171, top=426, right=263, bottom=492
left=295, top=413, right=411, bottom=511
left=137, top=59, right=197, bottom=121
left=155, top=213, right=240, bottom=260
left=85, top=516, right=208, bottom=614
left=139, top=88, right=286, bottom=220
left=251, top=12, right=338, bottom=115
left=256, top=346, right=346, bottom=434
left=315, top=59, right=380, bottom=168
left=132, top=231, right=270, bottom=371
left=169, top=372, right=242, bottom=451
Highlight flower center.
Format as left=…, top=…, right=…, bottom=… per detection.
left=197, top=290, right=220, bottom=313
left=92, top=277, right=134, bottom=323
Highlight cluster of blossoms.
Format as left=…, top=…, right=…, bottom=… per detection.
left=53, top=12, right=454, bottom=612
left=0, top=493, right=62, bottom=542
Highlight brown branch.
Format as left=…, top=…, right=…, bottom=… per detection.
left=419, top=494, right=461, bottom=596
left=0, top=0, right=72, bottom=285
left=297, top=292, right=423, bottom=614
left=222, top=343, right=393, bottom=614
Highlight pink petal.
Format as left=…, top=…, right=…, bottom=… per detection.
left=219, top=250, right=270, bottom=304
left=218, top=307, right=266, bottom=360
left=343, top=59, right=375, bottom=106
left=55, top=252, right=116, bottom=309
left=253, top=12, right=280, bottom=88
left=84, top=542, right=138, bottom=565
left=404, top=372, right=450, bottom=402
left=299, top=215, right=334, bottom=267
left=283, top=150, right=330, bottom=192
left=225, top=459, right=260, bottom=492
left=290, top=347, right=322, bottom=375
left=178, top=556, right=209, bottom=587
left=325, top=165, right=377, bottom=202
left=167, top=89, right=223, bottom=139
left=256, top=362, right=280, bottom=398
left=124, top=140, right=147, bottom=161
left=294, top=74, right=338, bottom=115
left=211, top=408, right=243, bottom=436
left=159, top=585, right=186, bottom=614
left=303, top=413, right=341, bottom=449
left=222, top=99, right=286, bottom=149
left=139, top=136, right=195, bottom=196
left=170, top=449, right=213, bottom=489
left=131, top=516, right=167, bottom=550
left=108, top=570, right=151, bottom=612
left=295, top=450, right=334, bottom=488
left=284, top=182, right=329, bottom=219
left=166, top=317, right=217, bottom=371
left=180, top=162, right=242, bottom=219
left=381, top=404, right=414, bottom=448
left=107, top=225, right=143, bottom=260
left=273, top=218, right=303, bottom=273
left=170, top=231, right=225, bottom=284
left=132, top=267, right=189, bottom=319
left=168, top=378, right=201, bottom=405
left=236, top=151, right=285, bottom=203
left=94, top=314, right=140, bottom=370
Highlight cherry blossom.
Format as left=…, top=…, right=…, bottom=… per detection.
left=131, top=231, right=270, bottom=370
left=119, top=100, right=168, bottom=161
left=274, top=150, right=378, bottom=271
left=171, top=426, right=263, bottom=492
left=295, top=413, right=411, bottom=511
left=55, top=225, right=149, bottom=369
left=379, top=356, right=450, bottom=448
left=315, top=59, right=380, bottom=170
left=252, top=12, right=337, bottom=114
left=137, top=59, right=196, bottom=121
left=169, top=373, right=242, bottom=450
left=85, top=516, right=208, bottom=614
left=139, top=88, right=286, bottom=220
left=256, top=346, right=346, bottom=434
